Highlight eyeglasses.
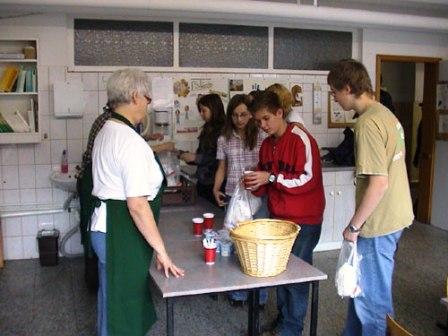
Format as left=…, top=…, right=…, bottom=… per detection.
left=144, top=95, right=152, bottom=104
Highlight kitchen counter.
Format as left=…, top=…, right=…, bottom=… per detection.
left=181, top=163, right=354, bottom=179
left=321, top=162, right=355, bottom=172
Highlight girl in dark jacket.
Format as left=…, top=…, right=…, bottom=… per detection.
left=180, top=93, right=225, bottom=205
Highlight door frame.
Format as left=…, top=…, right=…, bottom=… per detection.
left=375, top=54, right=441, bottom=223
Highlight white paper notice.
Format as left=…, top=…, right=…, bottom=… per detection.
left=152, top=77, right=173, bottom=110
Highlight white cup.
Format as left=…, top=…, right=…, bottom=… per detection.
left=243, top=170, right=254, bottom=190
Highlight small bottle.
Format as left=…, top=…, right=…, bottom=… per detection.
left=61, top=149, right=68, bottom=173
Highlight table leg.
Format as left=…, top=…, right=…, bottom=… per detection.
left=310, top=281, right=319, bottom=336
left=166, top=298, right=174, bottom=336
left=248, top=289, right=260, bottom=336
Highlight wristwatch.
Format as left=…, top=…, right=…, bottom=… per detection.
left=268, top=173, right=276, bottom=184
left=348, top=224, right=361, bottom=233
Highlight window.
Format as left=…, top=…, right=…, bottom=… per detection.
left=74, top=19, right=173, bottom=66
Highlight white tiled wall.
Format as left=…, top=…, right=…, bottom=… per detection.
left=0, top=67, right=344, bottom=261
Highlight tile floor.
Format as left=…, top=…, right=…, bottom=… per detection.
left=1, top=221, right=447, bottom=336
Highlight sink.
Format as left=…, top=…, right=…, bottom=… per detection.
left=50, top=171, right=77, bottom=193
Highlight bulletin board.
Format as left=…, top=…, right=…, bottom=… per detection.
left=172, top=77, right=229, bottom=141
left=328, top=94, right=357, bottom=128
left=436, top=82, right=448, bottom=140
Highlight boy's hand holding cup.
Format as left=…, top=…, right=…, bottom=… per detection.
left=243, top=170, right=271, bottom=190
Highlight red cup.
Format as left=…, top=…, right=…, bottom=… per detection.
left=192, top=218, right=204, bottom=236
left=204, top=247, right=217, bottom=265
left=203, top=213, right=214, bottom=230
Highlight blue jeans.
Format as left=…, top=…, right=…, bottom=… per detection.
left=229, top=195, right=269, bottom=304
left=342, top=229, right=403, bottom=336
left=91, top=231, right=107, bottom=336
left=277, top=224, right=322, bottom=336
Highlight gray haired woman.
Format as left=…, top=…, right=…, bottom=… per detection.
left=89, top=68, right=184, bottom=336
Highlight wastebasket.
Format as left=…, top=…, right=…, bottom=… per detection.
left=37, top=229, right=60, bottom=266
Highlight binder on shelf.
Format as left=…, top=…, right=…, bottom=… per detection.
left=15, top=68, right=26, bottom=93
left=25, top=69, right=33, bottom=92
left=0, top=66, right=19, bottom=92
left=31, top=69, right=36, bottom=92
left=1, top=110, right=31, bottom=132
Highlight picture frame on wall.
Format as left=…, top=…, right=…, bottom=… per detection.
left=437, top=110, right=448, bottom=140
left=328, top=94, right=357, bottom=128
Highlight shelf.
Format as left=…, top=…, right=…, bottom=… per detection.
left=0, top=92, right=38, bottom=96
left=0, top=132, right=41, bottom=144
left=0, top=38, right=40, bottom=144
left=0, top=59, right=37, bottom=63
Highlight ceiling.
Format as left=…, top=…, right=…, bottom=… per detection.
left=0, top=0, right=447, bottom=25
left=291, top=0, right=448, bottom=18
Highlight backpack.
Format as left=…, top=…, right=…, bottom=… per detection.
left=328, top=127, right=355, bottom=166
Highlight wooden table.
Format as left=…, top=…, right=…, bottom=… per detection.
left=150, top=203, right=328, bottom=336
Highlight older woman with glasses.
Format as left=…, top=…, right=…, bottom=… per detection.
left=89, top=68, right=184, bottom=336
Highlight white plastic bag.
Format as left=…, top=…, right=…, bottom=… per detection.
left=223, top=183, right=262, bottom=229
left=335, top=240, right=362, bottom=298
left=158, top=151, right=181, bottom=187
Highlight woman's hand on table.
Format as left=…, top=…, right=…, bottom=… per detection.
left=156, top=252, right=185, bottom=278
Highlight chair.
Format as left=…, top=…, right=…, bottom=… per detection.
left=386, top=314, right=414, bottom=336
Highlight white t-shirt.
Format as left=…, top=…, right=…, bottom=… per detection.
left=90, top=120, right=163, bottom=233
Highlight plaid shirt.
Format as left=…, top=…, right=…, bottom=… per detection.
left=216, top=130, right=266, bottom=196
left=80, top=109, right=112, bottom=176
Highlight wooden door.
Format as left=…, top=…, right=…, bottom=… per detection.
left=417, top=62, right=439, bottom=222
left=376, top=55, right=440, bottom=223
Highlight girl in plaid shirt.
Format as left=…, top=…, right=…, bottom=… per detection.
left=213, top=93, right=268, bottom=306
left=213, top=94, right=266, bottom=206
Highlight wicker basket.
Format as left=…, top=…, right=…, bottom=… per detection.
left=230, top=219, right=300, bottom=277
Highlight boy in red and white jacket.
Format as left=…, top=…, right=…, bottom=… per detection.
left=245, top=90, right=325, bottom=336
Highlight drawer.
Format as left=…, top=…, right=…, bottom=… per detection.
left=322, top=172, right=335, bottom=186
left=335, top=170, right=355, bottom=185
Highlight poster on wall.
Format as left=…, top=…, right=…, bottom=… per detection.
left=173, top=77, right=229, bottom=141
left=437, top=81, right=448, bottom=110
left=328, top=94, right=357, bottom=128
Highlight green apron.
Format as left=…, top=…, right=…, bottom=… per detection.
left=105, top=191, right=163, bottom=336
left=84, top=111, right=167, bottom=335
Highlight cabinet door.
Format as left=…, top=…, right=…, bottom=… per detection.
left=319, top=187, right=335, bottom=244
left=333, top=184, right=356, bottom=241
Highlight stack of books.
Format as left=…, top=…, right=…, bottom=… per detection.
left=0, top=66, right=36, bottom=93
left=0, top=52, right=24, bottom=59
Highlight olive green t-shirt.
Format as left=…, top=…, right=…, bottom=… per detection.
left=354, top=102, right=414, bottom=237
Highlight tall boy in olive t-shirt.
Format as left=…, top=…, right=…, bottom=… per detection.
left=328, top=59, right=414, bottom=336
